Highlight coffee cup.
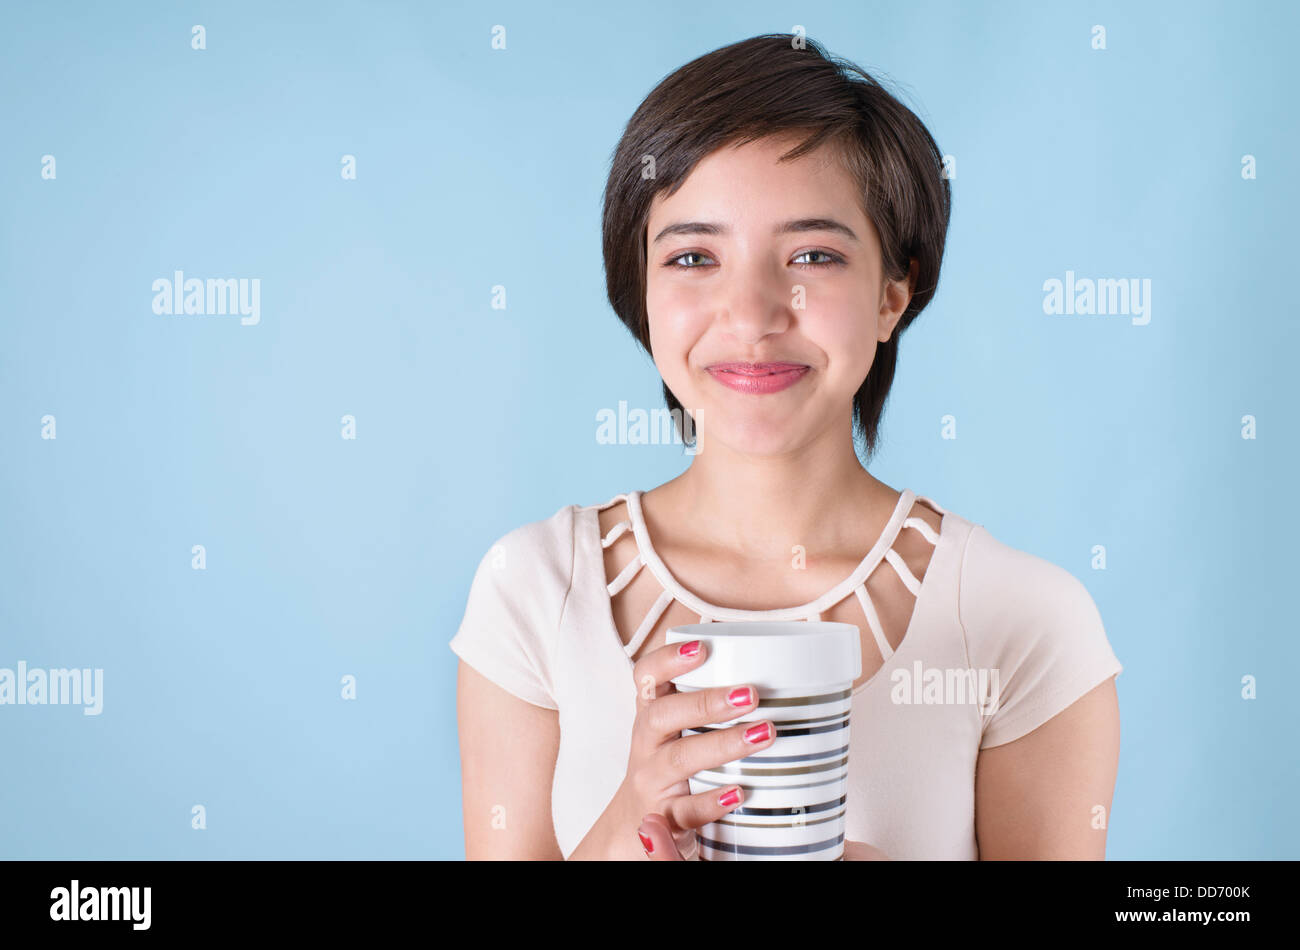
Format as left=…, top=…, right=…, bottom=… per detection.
left=666, top=621, right=861, bottom=861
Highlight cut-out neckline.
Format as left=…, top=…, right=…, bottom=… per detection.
left=594, top=488, right=949, bottom=697
left=624, top=487, right=918, bottom=620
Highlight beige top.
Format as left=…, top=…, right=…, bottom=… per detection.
left=449, top=489, right=1123, bottom=859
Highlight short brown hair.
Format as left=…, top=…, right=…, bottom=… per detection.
left=601, top=33, right=951, bottom=461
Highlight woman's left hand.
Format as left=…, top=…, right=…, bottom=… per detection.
left=637, top=814, right=890, bottom=860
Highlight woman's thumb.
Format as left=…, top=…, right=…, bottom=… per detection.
left=637, top=813, right=684, bottom=860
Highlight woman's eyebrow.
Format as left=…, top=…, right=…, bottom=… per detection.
left=651, top=217, right=860, bottom=245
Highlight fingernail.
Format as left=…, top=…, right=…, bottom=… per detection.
left=679, top=640, right=700, bottom=657
left=718, top=787, right=741, bottom=808
left=744, top=721, right=772, bottom=744
left=638, top=830, right=654, bottom=853
left=728, top=686, right=753, bottom=707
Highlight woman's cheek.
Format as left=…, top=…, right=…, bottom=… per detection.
left=805, top=306, right=878, bottom=389
left=648, top=292, right=707, bottom=376
left=649, top=283, right=705, bottom=335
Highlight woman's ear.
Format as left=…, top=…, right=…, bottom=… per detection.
left=877, top=257, right=918, bottom=343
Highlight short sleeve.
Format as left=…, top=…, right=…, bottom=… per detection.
left=448, top=507, right=575, bottom=711
left=959, top=525, right=1122, bottom=750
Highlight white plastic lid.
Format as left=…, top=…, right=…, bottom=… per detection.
left=666, top=621, right=862, bottom=691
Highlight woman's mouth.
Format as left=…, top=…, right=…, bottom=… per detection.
left=705, top=362, right=811, bottom=394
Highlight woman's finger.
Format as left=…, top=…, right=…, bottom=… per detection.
left=637, top=813, right=684, bottom=861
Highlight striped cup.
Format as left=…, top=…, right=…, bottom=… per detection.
left=666, top=621, right=862, bottom=861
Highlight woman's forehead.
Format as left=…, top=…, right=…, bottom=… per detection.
left=647, top=141, right=864, bottom=228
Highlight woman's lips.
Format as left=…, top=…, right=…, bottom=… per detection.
left=705, top=362, right=811, bottom=394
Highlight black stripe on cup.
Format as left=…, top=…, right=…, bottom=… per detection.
left=722, top=793, right=847, bottom=817
left=697, top=831, right=845, bottom=857
left=713, top=808, right=845, bottom=830
left=692, top=774, right=846, bottom=791
left=685, top=710, right=848, bottom=730
left=712, top=794, right=847, bottom=829
left=753, top=688, right=851, bottom=707
left=702, top=853, right=847, bottom=861
left=703, top=753, right=849, bottom=777
left=684, top=715, right=849, bottom=740
left=729, top=743, right=849, bottom=765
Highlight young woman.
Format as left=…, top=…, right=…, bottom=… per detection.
left=451, top=34, right=1122, bottom=861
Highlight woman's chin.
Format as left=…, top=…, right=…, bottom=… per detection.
left=706, top=422, right=809, bottom=458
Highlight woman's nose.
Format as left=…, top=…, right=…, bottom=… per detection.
left=713, top=265, right=795, bottom=343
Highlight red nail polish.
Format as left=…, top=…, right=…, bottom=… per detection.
left=728, top=687, right=753, bottom=707
left=679, top=640, right=700, bottom=657
left=744, top=722, right=772, bottom=744
left=638, top=831, right=654, bottom=853
left=718, top=787, right=741, bottom=808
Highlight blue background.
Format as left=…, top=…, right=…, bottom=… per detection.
left=1, top=0, right=1295, bottom=859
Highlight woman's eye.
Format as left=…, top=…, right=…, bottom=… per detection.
left=667, top=251, right=714, bottom=268
left=792, top=249, right=845, bottom=269
left=665, top=249, right=844, bottom=269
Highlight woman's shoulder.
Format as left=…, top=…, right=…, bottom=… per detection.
left=452, top=500, right=590, bottom=710
left=955, top=520, right=1102, bottom=631
left=950, top=515, right=1120, bottom=690
left=470, top=500, right=581, bottom=581
left=467, top=490, right=627, bottom=585
left=933, top=509, right=1122, bottom=748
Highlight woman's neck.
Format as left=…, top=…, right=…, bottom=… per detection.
left=643, top=428, right=897, bottom=562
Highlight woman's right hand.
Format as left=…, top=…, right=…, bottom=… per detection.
left=604, top=637, right=776, bottom=860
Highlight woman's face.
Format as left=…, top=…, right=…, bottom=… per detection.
left=644, top=135, right=911, bottom=457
